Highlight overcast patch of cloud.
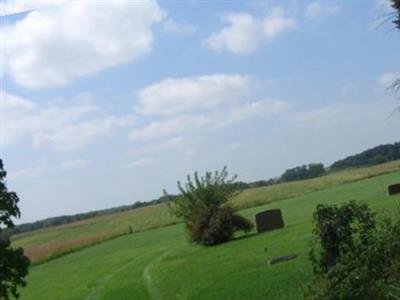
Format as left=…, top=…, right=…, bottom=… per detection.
left=2, top=1, right=165, bottom=89
left=205, top=7, right=296, bottom=54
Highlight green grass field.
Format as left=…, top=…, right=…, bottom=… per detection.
left=17, top=165, right=400, bottom=300
left=12, top=160, right=400, bottom=265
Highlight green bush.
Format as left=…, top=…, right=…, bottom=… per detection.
left=307, top=201, right=400, bottom=300
left=166, top=167, right=253, bottom=246
left=187, top=205, right=253, bottom=246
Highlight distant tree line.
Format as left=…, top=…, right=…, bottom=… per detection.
left=232, top=163, right=326, bottom=189
left=330, top=142, right=400, bottom=170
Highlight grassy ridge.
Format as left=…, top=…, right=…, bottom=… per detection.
left=13, top=160, right=400, bottom=265
left=20, top=171, right=400, bottom=300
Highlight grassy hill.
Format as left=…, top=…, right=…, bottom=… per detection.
left=18, top=167, right=400, bottom=299
left=12, top=160, right=400, bottom=265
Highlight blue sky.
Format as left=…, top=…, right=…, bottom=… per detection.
left=1, top=0, right=399, bottom=223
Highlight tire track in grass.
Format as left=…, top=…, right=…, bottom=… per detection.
left=85, top=256, right=140, bottom=300
left=143, top=249, right=176, bottom=300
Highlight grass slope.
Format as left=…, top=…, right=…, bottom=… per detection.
left=20, top=170, right=400, bottom=300
left=12, top=160, right=400, bottom=265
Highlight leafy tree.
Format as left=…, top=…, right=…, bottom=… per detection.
left=307, top=201, right=400, bottom=299
left=166, top=167, right=253, bottom=246
left=0, top=160, right=30, bottom=300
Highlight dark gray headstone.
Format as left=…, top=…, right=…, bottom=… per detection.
left=255, top=209, right=284, bottom=233
left=388, top=183, right=400, bottom=195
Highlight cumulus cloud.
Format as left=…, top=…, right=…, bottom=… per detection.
left=2, top=90, right=133, bottom=150
left=2, top=1, right=165, bottom=89
left=205, top=8, right=296, bottom=54
left=8, top=159, right=90, bottom=180
left=136, top=74, right=254, bottom=115
left=304, top=2, right=340, bottom=23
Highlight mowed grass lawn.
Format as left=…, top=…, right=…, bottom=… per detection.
left=20, top=171, right=400, bottom=300
left=12, top=160, right=400, bottom=264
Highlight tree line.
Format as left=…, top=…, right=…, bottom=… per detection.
left=330, top=142, right=400, bottom=170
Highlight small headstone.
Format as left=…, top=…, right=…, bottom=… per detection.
left=255, top=209, right=284, bottom=233
left=388, top=183, right=400, bottom=196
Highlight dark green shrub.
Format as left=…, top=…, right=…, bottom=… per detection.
left=307, top=201, right=400, bottom=300
left=188, top=205, right=253, bottom=246
left=166, top=167, right=253, bottom=246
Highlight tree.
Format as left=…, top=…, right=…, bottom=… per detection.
left=307, top=201, right=400, bottom=299
left=166, top=167, right=253, bottom=246
left=0, top=159, right=30, bottom=300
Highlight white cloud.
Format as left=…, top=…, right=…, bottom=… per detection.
left=33, top=115, right=133, bottom=151
left=2, top=90, right=133, bottom=150
left=163, top=18, right=196, bottom=34
left=8, top=159, right=90, bottom=180
left=291, top=99, right=398, bottom=129
left=0, top=0, right=67, bottom=16
left=126, top=157, right=153, bottom=169
left=205, top=8, right=296, bottom=54
left=304, top=2, right=340, bottom=23
left=2, top=1, right=165, bottom=89
left=136, top=74, right=253, bottom=115
left=377, top=72, right=400, bottom=89
left=130, top=98, right=286, bottom=141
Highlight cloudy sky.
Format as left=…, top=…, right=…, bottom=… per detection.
left=1, top=0, right=399, bottom=223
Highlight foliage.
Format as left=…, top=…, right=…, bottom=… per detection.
left=167, top=167, right=253, bottom=246
left=308, top=201, right=400, bottom=300
left=330, top=141, right=400, bottom=170
left=392, top=0, right=400, bottom=29
left=280, top=163, right=325, bottom=183
left=0, top=160, right=30, bottom=299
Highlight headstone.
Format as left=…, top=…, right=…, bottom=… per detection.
left=388, top=183, right=400, bottom=195
left=255, top=209, right=284, bottom=233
